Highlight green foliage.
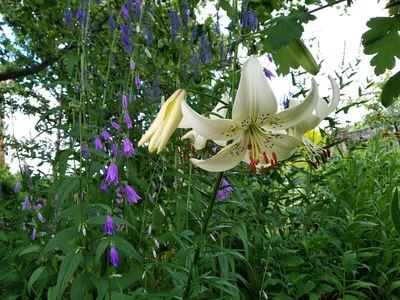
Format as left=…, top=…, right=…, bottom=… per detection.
left=381, top=71, right=400, bottom=107
left=362, top=16, right=400, bottom=75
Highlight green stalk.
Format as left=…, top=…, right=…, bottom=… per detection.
left=182, top=172, right=224, bottom=299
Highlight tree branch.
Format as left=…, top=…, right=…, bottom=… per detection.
left=0, top=55, right=60, bottom=82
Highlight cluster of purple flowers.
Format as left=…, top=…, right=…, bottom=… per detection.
left=199, top=33, right=212, bottom=64
left=217, top=179, right=233, bottom=200
left=63, top=0, right=72, bottom=24
left=241, top=8, right=258, bottom=32
left=170, top=10, right=181, bottom=41
left=181, top=0, right=189, bottom=26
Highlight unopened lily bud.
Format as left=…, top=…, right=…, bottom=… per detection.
left=286, top=38, right=319, bottom=75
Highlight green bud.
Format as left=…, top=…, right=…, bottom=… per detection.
left=286, top=38, right=319, bottom=75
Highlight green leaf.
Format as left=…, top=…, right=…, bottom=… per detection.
left=296, top=280, right=316, bottom=298
left=362, top=16, right=400, bottom=75
left=55, top=252, right=83, bottom=300
left=381, top=71, right=400, bottom=107
left=281, top=256, right=305, bottom=267
left=19, top=245, right=40, bottom=256
left=71, top=272, right=86, bottom=299
left=95, top=239, right=109, bottom=266
left=65, top=55, right=79, bottom=76
left=0, top=231, right=8, bottom=242
left=272, top=45, right=300, bottom=75
left=390, top=280, right=400, bottom=291
left=391, top=188, right=400, bottom=236
left=56, top=177, right=80, bottom=212
left=111, top=236, right=143, bottom=263
left=44, top=226, right=80, bottom=254
left=47, top=287, right=57, bottom=300
left=343, top=296, right=358, bottom=300
left=28, top=266, right=46, bottom=295
left=347, top=281, right=378, bottom=290
left=265, top=14, right=315, bottom=51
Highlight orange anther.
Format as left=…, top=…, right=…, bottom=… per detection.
left=250, top=162, right=256, bottom=174
left=270, top=159, right=275, bottom=171
left=272, top=152, right=278, bottom=163
left=261, top=166, right=265, bottom=175
left=262, top=151, right=269, bottom=164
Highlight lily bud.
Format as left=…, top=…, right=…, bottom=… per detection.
left=286, top=38, right=319, bottom=75
left=138, top=89, right=187, bottom=153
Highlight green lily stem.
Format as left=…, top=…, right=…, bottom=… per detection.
left=182, top=171, right=224, bottom=299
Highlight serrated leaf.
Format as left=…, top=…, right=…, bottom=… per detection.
left=362, top=16, right=400, bottom=75
left=55, top=252, right=83, bottom=300
left=381, top=71, right=400, bottom=107
left=28, top=266, right=46, bottom=295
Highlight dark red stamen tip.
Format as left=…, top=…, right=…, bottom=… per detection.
left=272, top=152, right=278, bottom=164
left=309, top=161, right=318, bottom=169
left=263, top=151, right=269, bottom=164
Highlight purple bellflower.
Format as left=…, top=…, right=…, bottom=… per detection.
left=170, top=10, right=181, bottom=40
left=122, top=95, right=128, bottom=110
left=100, top=183, right=108, bottom=194
left=31, top=228, right=37, bottom=240
left=152, top=182, right=157, bottom=191
left=82, top=143, right=90, bottom=158
left=130, top=60, right=135, bottom=70
left=121, top=5, right=129, bottom=22
left=102, top=130, right=112, bottom=142
left=14, top=182, right=20, bottom=193
left=120, top=24, right=128, bottom=35
left=110, top=247, right=119, bottom=267
left=110, top=144, right=118, bottom=157
left=22, top=197, right=30, bottom=210
left=135, top=76, right=141, bottom=90
left=105, top=163, right=118, bottom=185
left=63, top=8, right=73, bottom=24
left=76, top=8, right=83, bottom=22
left=122, top=138, right=137, bottom=158
left=94, top=137, right=103, bottom=150
left=124, top=113, right=133, bottom=129
left=268, top=54, right=273, bottom=63
left=135, top=0, right=141, bottom=19
left=104, top=215, right=115, bottom=236
left=108, top=16, right=116, bottom=32
left=125, top=185, right=141, bottom=204
left=110, top=121, right=120, bottom=131
left=263, top=68, right=275, bottom=80
left=38, top=213, right=45, bottom=223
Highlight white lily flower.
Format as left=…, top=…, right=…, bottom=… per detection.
left=181, top=93, right=229, bottom=150
left=287, top=75, right=340, bottom=138
left=181, top=57, right=320, bottom=172
left=138, top=89, right=187, bottom=153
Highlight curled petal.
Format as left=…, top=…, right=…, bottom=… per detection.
left=262, top=134, right=302, bottom=161
left=182, top=130, right=208, bottom=150
left=316, top=75, right=340, bottom=119
left=191, top=134, right=248, bottom=172
left=264, top=78, right=318, bottom=130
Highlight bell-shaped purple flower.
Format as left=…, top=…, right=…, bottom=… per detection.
left=110, top=247, right=119, bottom=267
left=267, top=54, right=273, bottom=63
left=125, top=184, right=141, bottom=204
left=120, top=24, right=128, bottom=35
left=76, top=8, right=83, bottom=22
left=121, top=34, right=131, bottom=47
left=38, top=213, right=45, bottom=223
left=135, top=0, right=141, bottom=19
left=31, top=228, right=37, bottom=240
left=14, top=182, right=21, bottom=193
left=121, top=5, right=129, bottom=22
left=100, top=183, right=108, bottom=194
left=124, top=113, right=133, bottom=129
left=102, top=130, right=112, bottom=142
left=82, top=143, right=90, bottom=158
left=104, top=215, right=115, bottom=235
left=110, top=144, right=118, bottom=157
left=130, top=60, right=135, bottom=70
left=154, top=238, right=160, bottom=248
left=105, top=163, right=118, bottom=186
left=63, top=9, right=73, bottom=24
left=135, top=76, right=141, bottom=91
left=152, top=182, right=157, bottom=191
left=94, top=137, right=103, bottom=150
left=217, top=179, right=233, bottom=200
left=148, top=225, right=152, bottom=235
left=110, top=121, right=120, bottom=131
left=122, top=95, right=128, bottom=110
left=22, top=197, right=31, bottom=211
left=263, top=68, right=275, bottom=80
left=122, top=138, right=137, bottom=158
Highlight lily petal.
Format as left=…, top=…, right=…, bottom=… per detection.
left=232, top=57, right=278, bottom=129
left=181, top=101, right=240, bottom=142
left=264, top=78, right=318, bottom=130
left=262, top=134, right=302, bottom=161
left=182, top=130, right=208, bottom=150
left=191, top=134, right=248, bottom=172
left=288, top=114, right=321, bottom=138
left=316, top=75, right=340, bottom=119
